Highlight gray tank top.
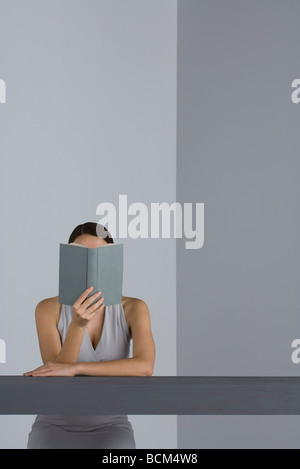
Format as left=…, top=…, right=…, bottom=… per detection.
left=32, top=302, right=133, bottom=431
left=58, top=302, right=131, bottom=362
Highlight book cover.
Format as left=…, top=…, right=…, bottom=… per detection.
left=58, top=243, right=123, bottom=307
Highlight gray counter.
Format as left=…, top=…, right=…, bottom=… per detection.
left=0, top=376, right=299, bottom=415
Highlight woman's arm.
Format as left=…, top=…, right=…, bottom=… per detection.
left=24, top=298, right=155, bottom=377
left=75, top=299, right=155, bottom=376
left=34, top=299, right=83, bottom=364
left=33, top=287, right=104, bottom=364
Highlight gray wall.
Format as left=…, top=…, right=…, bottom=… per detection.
left=0, top=0, right=177, bottom=449
left=2, top=0, right=300, bottom=450
left=177, top=0, right=300, bottom=448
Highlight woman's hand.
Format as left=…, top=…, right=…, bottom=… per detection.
left=72, top=286, right=105, bottom=329
left=23, top=362, right=78, bottom=377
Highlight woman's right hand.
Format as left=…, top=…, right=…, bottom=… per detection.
left=72, top=286, right=105, bottom=329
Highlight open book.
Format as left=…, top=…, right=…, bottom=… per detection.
left=58, top=242, right=123, bottom=306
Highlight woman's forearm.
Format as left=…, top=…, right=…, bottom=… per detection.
left=53, top=321, right=85, bottom=364
left=75, top=357, right=153, bottom=377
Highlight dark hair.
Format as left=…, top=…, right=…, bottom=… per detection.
left=68, top=222, right=114, bottom=244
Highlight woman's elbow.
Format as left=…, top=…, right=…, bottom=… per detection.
left=141, top=361, right=154, bottom=377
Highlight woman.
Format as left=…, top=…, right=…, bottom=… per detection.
left=24, top=222, right=156, bottom=449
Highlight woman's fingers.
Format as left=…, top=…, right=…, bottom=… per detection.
left=24, top=364, right=47, bottom=375
left=73, top=286, right=95, bottom=308
left=85, top=296, right=105, bottom=316
left=83, top=290, right=103, bottom=309
left=72, top=287, right=105, bottom=328
left=24, top=362, right=75, bottom=377
left=23, top=362, right=52, bottom=376
left=74, top=288, right=102, bottom=312
left=73, top=287, right=101, bottom=309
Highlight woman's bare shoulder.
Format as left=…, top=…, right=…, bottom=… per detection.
left=122, top=295, right=149, bottom=316
left=35, top=296, right=61, bottom=322
left=121, top=296, right=153, bottom=339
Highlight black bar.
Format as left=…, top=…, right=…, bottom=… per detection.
left=0, top=376, right=300, bottom=415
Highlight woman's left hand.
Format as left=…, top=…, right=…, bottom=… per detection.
left=23, top=362, right=77, bottom=377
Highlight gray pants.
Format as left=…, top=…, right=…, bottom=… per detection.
left=27, top=423, right=136, bottom=449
